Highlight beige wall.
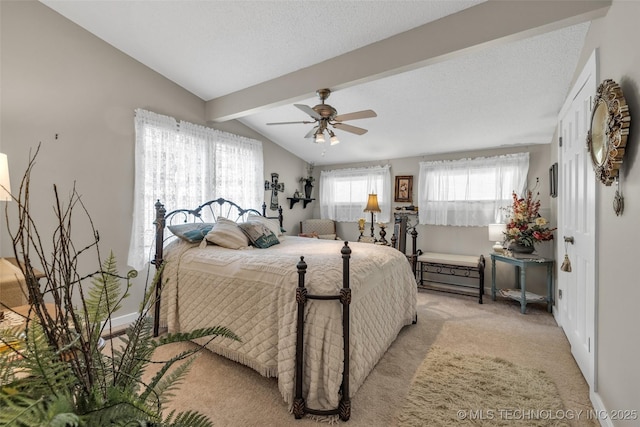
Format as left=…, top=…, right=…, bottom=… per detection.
left=4, top=0, right=638, bottom=417
left=0, top=1, right=308, bottom=318
left=562, top=0, right=640, bottom=419
left=319, top=144, right=553, bottom=295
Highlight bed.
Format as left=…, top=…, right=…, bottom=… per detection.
left=152, top=198, right=417, bottom=420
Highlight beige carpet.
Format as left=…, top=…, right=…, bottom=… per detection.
left=147, top=291, right=596, bottom=426
left=396, top=348, right=568, bottom=427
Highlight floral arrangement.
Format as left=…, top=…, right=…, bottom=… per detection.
left=505, top=190, right=556, bottom=247
left=300, top=163, right=315, bottom=184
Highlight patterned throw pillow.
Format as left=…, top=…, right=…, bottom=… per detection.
left=238, top=221, right=280, bottom=248
left=203, top=218, right=249, bottom=249
left=168, top=223, right=214, bottom=243
left=247, top=214, right=283, bottom=236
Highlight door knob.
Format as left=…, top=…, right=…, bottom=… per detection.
left=564, top=236, right=574, bottom=244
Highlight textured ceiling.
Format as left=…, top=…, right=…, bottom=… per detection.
left=40, top=1, right=607, bottom=166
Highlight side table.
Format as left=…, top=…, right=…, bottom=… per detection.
left=1, top=258, right=45, bottom=308
left=490, top=253, right=554, bottom=314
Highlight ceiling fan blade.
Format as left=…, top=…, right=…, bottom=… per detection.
left=333, top=122, right=368, bottom=135
left=266, top=120, right=314, bottom=125
left=334, top=109, right=377, bottom=122
left=294, top=104, right=322, bottom=120
left=304, top=126, right=319, bottom=138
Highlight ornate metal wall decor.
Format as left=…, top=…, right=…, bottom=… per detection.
left=586, top=79, right=631, bottom=186
left=613, top=179, right=624, bottom=216
left=265, top=172, right=285, bottom=210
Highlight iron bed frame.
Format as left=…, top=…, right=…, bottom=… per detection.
left=151, top=198, right=417, bottom=421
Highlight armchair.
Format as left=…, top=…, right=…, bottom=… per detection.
left=299, top=219, right=339, bottom=240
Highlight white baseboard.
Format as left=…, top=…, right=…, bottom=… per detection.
left=105, top=311, right=138, bottom=329
left=590, top=390, right=613, bottom=427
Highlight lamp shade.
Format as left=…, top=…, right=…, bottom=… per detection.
left=328, top=130, right=339, bottom=145
left=363, top=193, right=381, bottom=213
left=0, top=153, right=11, bottom=201
left=488, top=223, right=505, bottom=242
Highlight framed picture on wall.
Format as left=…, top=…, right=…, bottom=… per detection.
left=394, top=175, right=413, bottom=203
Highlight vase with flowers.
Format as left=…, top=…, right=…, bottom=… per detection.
left=505, top=190, right=556, bottom=254
left=299, top=176, right=315, bottom=198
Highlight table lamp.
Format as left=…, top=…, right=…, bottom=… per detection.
left=363, top=194, right=381, bottom=239
left=488, top=223, right=505, bottom=253
left=0, top=153, right=10, bottom=320
left=0, top=153, right=11, bottom=201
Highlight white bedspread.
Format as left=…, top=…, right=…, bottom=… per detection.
left=160, top=236, right=417, bottom=410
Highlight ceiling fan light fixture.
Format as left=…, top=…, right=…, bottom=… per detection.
left=329, top=130, right=340, bottom=145
left=266, top=88, right=376, bottom=143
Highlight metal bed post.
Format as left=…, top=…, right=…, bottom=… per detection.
left=339, top=241, right=352, bottom=420
left=152, top=200, right=166, bottom=337
left=293, top=242, right=352, bottom=421
left=293, top=257, right=307, bottom=419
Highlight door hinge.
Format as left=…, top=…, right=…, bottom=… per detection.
left=558, top=289, right=563, bottom=299
left=559, top=136, right=563, bottom=147
left=588, top=337, right=591, bottom=352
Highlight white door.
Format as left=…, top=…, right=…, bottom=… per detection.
left=556, top=50, right=597, bottom=388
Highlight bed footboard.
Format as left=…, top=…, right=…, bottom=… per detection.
left=293, top=242, right=352, bottom=421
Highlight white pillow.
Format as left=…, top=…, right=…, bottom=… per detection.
left=247, top=214, right=282, bottom=237
left=204, top=217, right=249, bottom=249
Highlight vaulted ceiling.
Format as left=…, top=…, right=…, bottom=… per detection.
left=41, top=1, right=611, bottom=165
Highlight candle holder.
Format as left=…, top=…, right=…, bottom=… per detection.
left=378, top=223, right=388, bottom=245
left=358, top=218, right=365, bottom=242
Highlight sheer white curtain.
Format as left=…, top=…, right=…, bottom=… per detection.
left=418, top=153, right=529, bottom=226
left=319, top=165, right=391, bottom=223
left=211, top=129, right=264, bottom=209
left=128, top=109, right=263, bottom=270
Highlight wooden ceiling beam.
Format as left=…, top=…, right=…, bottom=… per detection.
left=205, top=0, right=610, bottom=123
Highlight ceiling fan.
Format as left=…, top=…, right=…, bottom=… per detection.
left=266, top=88, right=377, bottom=145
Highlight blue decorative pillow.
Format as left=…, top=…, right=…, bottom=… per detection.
left=168, top=223, right=214, bottom=243
left=238, top=221, right=280, bottom=248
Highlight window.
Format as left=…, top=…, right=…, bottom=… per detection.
left=319, top=165, right=391, bottom=223
left=418, top=153, right=529, bottom=226
left=128, top=109, right=263, bottom=270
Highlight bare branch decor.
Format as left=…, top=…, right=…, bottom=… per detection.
left=0, top=144, right=237, bottom=426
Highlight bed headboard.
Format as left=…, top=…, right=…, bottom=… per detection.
left=153, top=198, right=284, bottom=263
left=158, top=198, right=282, bottom=228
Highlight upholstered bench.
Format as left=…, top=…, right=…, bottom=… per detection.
left=417, top=252, right=486, bottom=303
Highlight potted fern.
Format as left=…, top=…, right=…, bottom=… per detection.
left=0, top=146, right=237, bottom=426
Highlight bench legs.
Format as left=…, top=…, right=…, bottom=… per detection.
left=418, top=255, right=486, bottom=304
